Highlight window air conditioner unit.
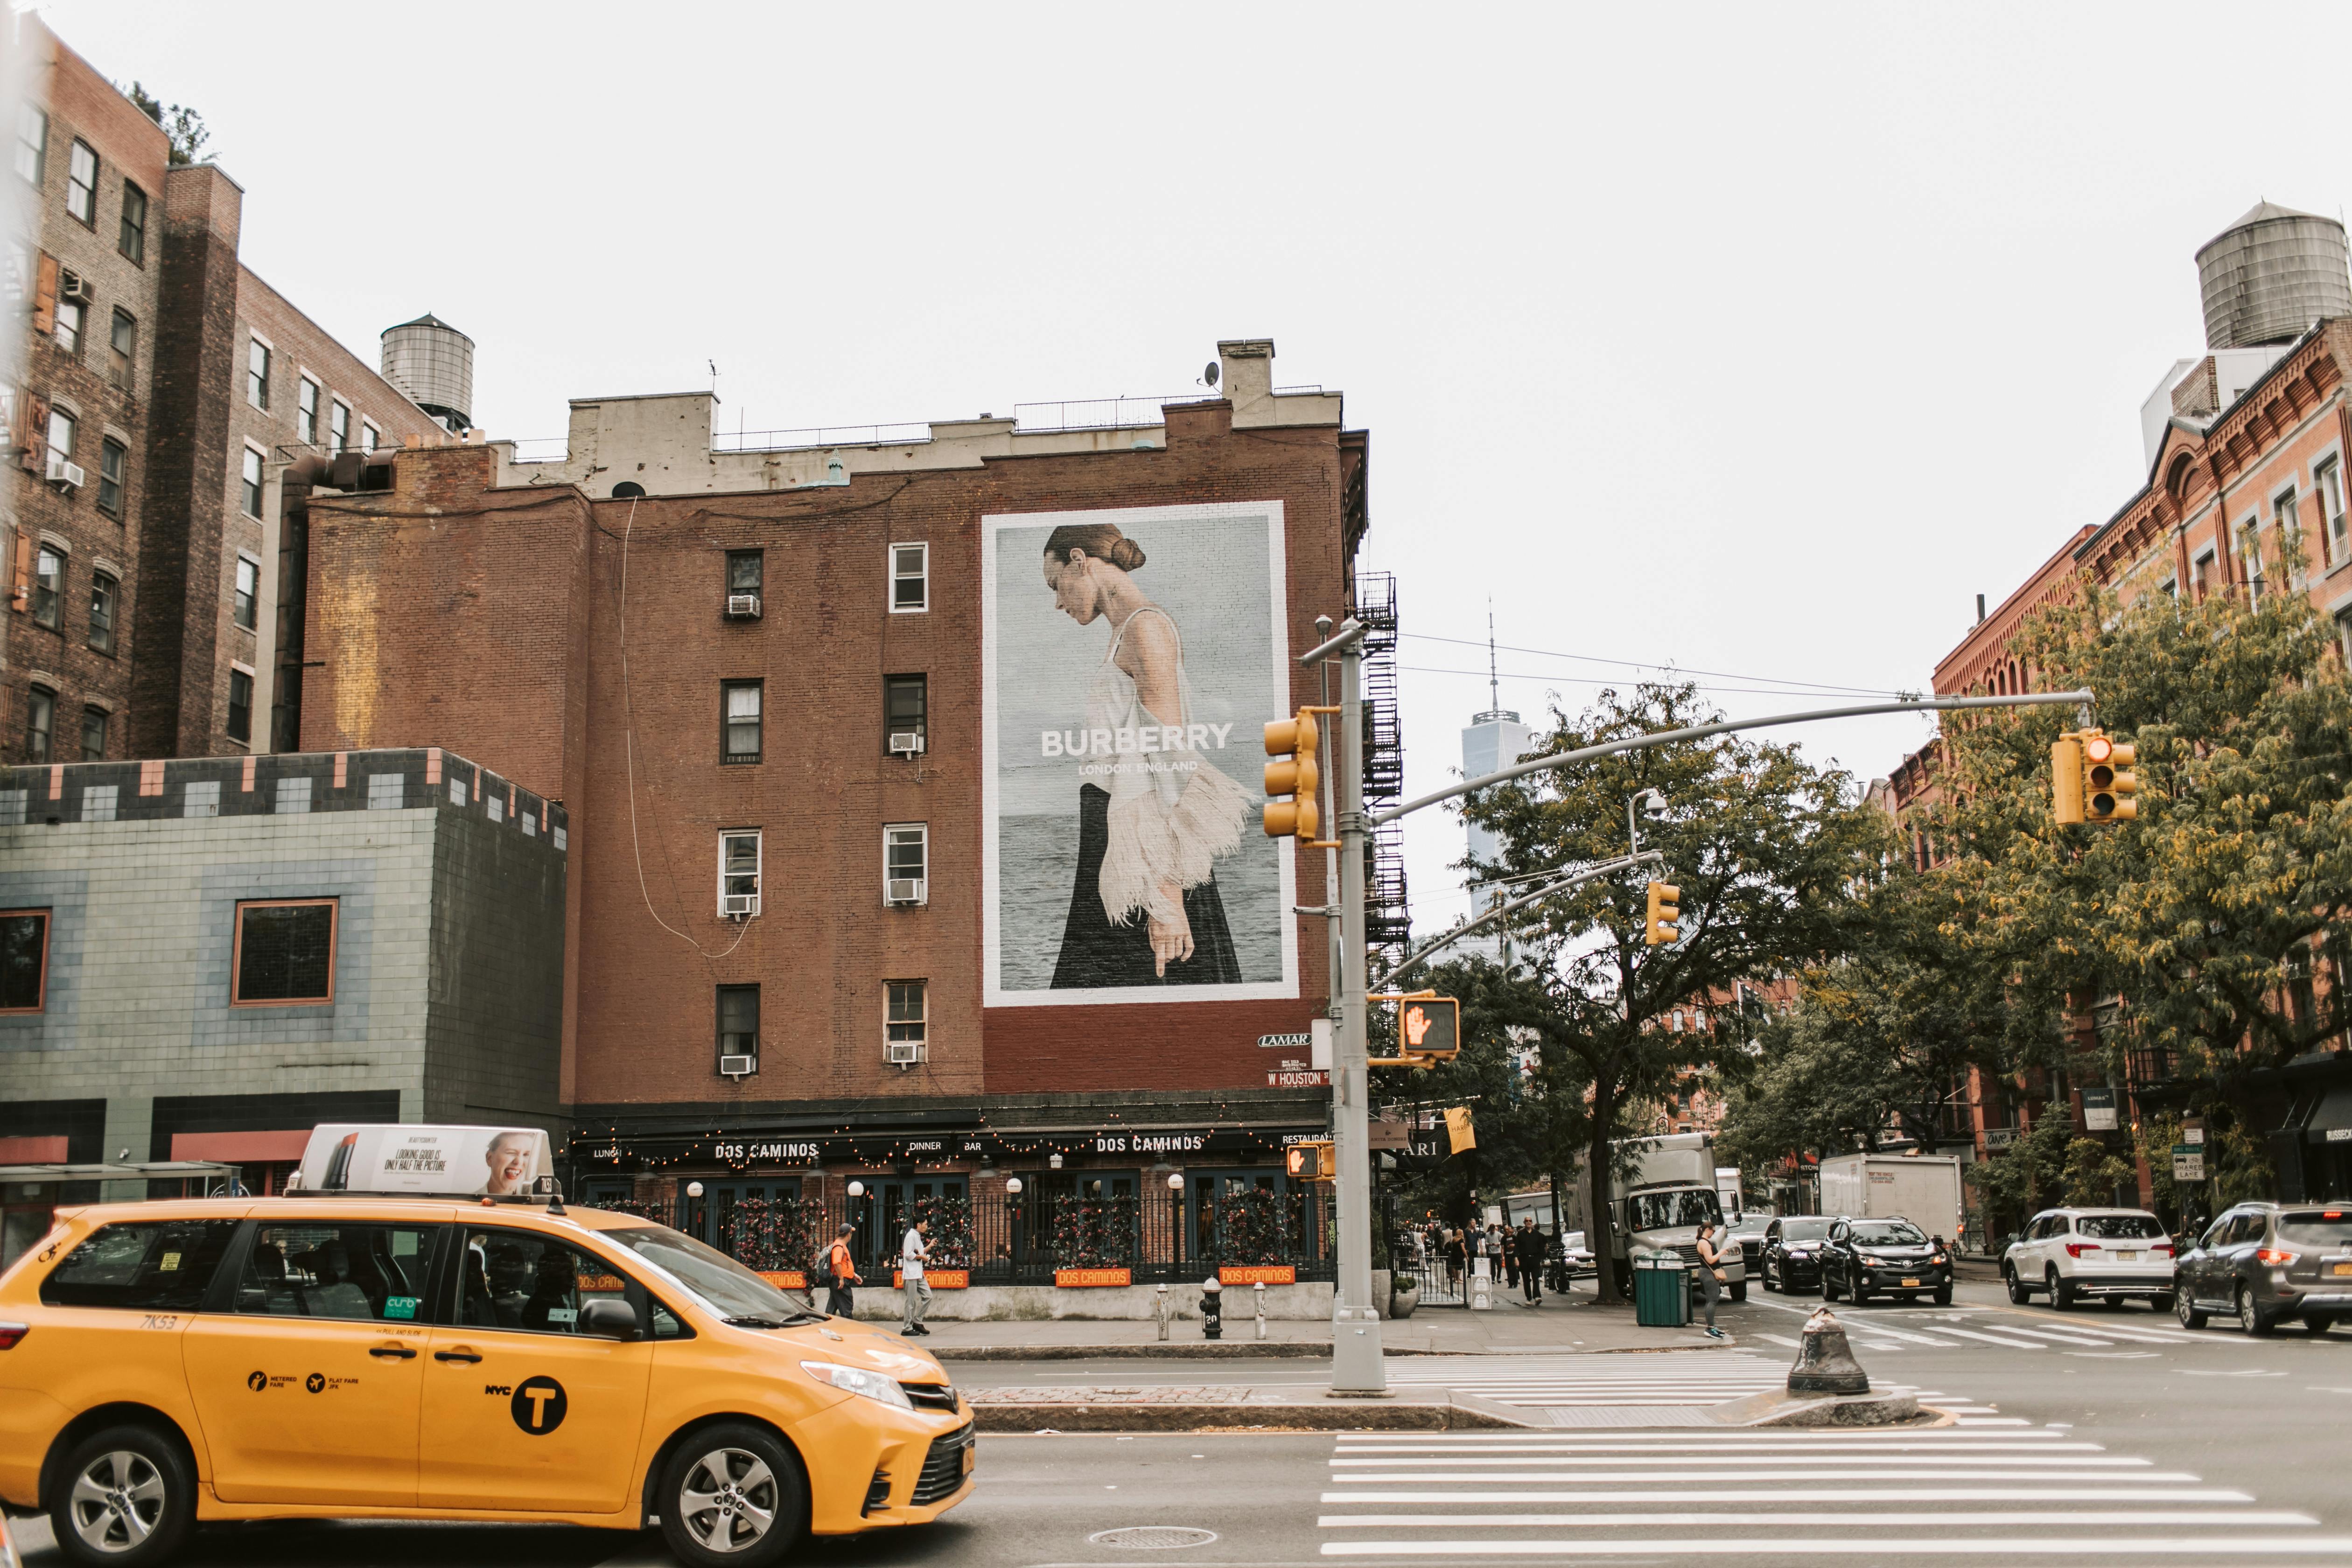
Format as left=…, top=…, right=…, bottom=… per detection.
left=725, top=593, right=762, bottom=619
left=885, top=877, right=926, bottom=906
left=888, top=731, right=925, bottom=756
left=45, top=452, right=84, bottom=489
left=57, top=268, right=95, bottom=306
left=718, top=1054, right=757, bottom=1078
left=886, top=1042, right=924, bottom=1066
left=721, top=893, right=760, bottom=918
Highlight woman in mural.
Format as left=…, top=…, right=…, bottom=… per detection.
left=1042, top=520, right=1250, bottom=986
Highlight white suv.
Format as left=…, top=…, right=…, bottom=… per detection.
left=2003, top=1206, right=2177, bottom=1310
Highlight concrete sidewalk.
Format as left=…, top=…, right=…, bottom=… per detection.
left=917, top=1295, right=1736, bottom=1360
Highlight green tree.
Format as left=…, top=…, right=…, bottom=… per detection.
left=1452, top=682, right=1883, bottom=1297
left=124, top=82, right=209, bottom=165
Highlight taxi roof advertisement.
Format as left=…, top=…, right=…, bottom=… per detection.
left=299, top=1123, right=553, bottom=1196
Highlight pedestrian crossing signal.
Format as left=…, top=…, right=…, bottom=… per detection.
left=1286, top=1139, right=1336, bottom=1181
left=1644, top=881, right=1680, bottom=946
left=1367, top=993, right=1459, bottom=1067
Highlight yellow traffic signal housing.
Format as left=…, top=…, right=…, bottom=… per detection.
left=1367, top=992, right=1460, bottom=1066
left=2082, top=732, right=2137, bottom=823
left=1262, top=707, right=1337, bottom=844
left=2053, top=729, right=2137, bottom=825
left=1644, top=880, right=1681, bottom=946
left=2051, top=733, right=2085, bottom=824
left=1285, top=1139, right=1336, bottom=1182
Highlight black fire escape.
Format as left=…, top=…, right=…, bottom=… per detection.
left=1355, top=571, right=1411, bottom=963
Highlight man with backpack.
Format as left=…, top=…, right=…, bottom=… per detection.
left=818, top=1223, right=861, bottom=1319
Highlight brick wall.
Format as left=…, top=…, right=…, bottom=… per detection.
left=302, top=400, right=1354, bottom=1111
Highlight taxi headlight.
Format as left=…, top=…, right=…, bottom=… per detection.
left=801, top=1360, right=914, bottom=1411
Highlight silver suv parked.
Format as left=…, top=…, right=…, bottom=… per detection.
left=2175, top=1201, right=2352, bottom=1335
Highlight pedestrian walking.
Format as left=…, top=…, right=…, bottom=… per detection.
left=1516, top=1217, right=1546, bottom=1303
left=1443, top=1227, right=1466, bottom=1293
left=1692, top=1219, right=1729, bottom=1339
left=901, top=1217, right=933, bottom=1337
left=1503, top=1222, right=1520, bottom=1290
left=823, top=1223, right=861, bottom=1320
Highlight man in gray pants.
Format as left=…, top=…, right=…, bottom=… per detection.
left=901, top=1218, right=933, bottom=1336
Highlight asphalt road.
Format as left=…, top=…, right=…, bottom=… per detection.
left=14, top=1274, right=2352, bottom=1565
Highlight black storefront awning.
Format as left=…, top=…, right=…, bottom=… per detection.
left=567, top=1121, right=1323, bottom=1174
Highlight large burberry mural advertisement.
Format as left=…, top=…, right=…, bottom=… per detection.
left=983, top=502, right=1299, bottom=1006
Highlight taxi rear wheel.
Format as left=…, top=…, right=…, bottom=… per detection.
left=49, top=1424, right=194, bottom=1568
left=659, top=1422, right=808, bottom=1568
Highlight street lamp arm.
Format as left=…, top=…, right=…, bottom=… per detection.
left=1386, top=850, right=1664, bottom=982
left=1372, top=690, right=2095, bottom=827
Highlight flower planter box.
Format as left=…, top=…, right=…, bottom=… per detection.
left=1218, top=1265, right=1296, bottom=1286
left=894, top=1270, right=970, bottom=1289
left=1054, top=1267, right=1133, bottom=1288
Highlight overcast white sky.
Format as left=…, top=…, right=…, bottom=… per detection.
left=41, top=0, right=2352, bottom=931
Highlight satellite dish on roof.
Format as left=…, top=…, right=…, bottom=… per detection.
left=1202, top=361, right=1220, bottom=388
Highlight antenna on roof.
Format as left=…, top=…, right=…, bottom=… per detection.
left=1487, top=601, right=1501, bottom=716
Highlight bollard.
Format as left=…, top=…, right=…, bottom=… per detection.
left=1201, top=1275, right=1224, bottom=1340
left=1155, top=1284, right=1170, bottom=1342
left=1254, top=1280, right=1267, bottom=1340
left=1787, top=1305, right=1870, bottom=1395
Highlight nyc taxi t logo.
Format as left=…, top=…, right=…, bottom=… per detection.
left=502, top=1376, right=567, bottom=1435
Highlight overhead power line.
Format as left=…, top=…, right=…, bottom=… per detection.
left=1400, top=630, right=1904, bottom=698
left=1399, top=663, right=1916, bottom=702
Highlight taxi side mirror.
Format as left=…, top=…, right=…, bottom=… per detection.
left=581, top=1298, right=638, bottom=1339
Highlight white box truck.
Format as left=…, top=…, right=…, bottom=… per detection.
left=1819, top=1153, right=1965, bottom=1244
left=1564, top=1132, right=1746, bottom=1299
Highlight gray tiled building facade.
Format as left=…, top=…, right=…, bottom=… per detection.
left=0, top=746, right=567, bottom=1245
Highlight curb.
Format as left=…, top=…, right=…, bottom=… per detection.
left=970, top=1397, right=1541, bottom=1433
left=932, top=1338, right=1740, bottom=1362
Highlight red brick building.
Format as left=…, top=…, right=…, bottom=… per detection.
left=296, top=343, right=1382, bottom=1281
left=4, top=15, right=439, bottom=769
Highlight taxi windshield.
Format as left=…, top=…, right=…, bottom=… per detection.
left=602, top=1223, right=823, bottom=1325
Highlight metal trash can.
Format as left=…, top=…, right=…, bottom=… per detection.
left=1634, top=1254, right=1691, bottom=1328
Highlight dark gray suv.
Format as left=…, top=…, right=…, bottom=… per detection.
left=2174, top=1202, right=2352, bottom=1335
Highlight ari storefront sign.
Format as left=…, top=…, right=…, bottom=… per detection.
left=2171, top=1144, right=2205, bottom=1182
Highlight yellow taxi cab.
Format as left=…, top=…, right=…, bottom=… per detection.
left=0, top=1125, right=973, bottom=1567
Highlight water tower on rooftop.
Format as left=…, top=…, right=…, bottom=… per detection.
left=2196, top=202, right=2352, bottom=350
left=380, top=312, right=475, bottom=432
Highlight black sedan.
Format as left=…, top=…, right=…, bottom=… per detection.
left=1820, top=1216, right=1953, bottom=1306
left=1758, top=1215, right=1834, bottom=1293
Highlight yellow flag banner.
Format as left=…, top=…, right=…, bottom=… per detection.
left=1444, top=1106, right=1477, bottom=1154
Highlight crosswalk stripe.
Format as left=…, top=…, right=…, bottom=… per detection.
left=1316, top=1469, right=2204, bottom=1484
left=1757, top=1331, right=1804, bottom=1347
left=1982, top=1323, right=2124, bottom=1346
left=1844, top=1323, right=1958, bottom=1346
left=1937, top=1326, right=2050, bottom=1348
left=1320, top=1488, right=2258, bottom=1504
left=1315, top=1536, right=2352, bottom=1556
left=1986, top=1315, right=2193, bottom=1343
left=1316, top=1511, right=2318, bottom=1528
left=1335, top=1431, right=2073, bottom=1445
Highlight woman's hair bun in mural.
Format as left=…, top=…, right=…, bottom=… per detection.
left=985, top=503, right=1299, bottom=1008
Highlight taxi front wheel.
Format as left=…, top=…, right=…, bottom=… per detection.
left=658, top=1422, right=809, bottom=1568
left=49, top=1424, right=195, bottom=1568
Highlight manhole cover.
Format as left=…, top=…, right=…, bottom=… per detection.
left=1088, top=1526, right=1220, bottom=1549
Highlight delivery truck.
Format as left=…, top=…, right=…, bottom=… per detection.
left=1563, top=1131, right=1747, bottom=1299
left=1819, top=1152, right=1966, bottom=1245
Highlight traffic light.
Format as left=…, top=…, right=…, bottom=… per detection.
left=2052, top=729, right=2137, bottom=825
left=2082, top=732, right=2137, bottom=823
left=1262, top=708, right=1324, bottom=840
left=1644, top=880, right=1680, bottom=946
left=1367, top=993, right=1460, bottom=1066
left=1285, top=1139, right=1336, bottom=1181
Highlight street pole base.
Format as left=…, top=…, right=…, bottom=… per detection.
left=1330, top=1309, right=1387, bottom=1394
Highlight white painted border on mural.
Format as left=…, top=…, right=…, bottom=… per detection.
left=981, top=499, right=1299, bottom=1008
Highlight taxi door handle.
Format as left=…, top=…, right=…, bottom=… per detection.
left=369, top=1344, right=419, bottom=1359
left=434, top=1348, right=483, bottom=1364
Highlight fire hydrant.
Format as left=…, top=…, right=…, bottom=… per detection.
left=1201, top=1275, right=1224, bottom=1340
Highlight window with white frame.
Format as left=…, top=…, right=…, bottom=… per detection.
left=297, top=377, right=320, bottom=445
left=47, top=406, right=75, bottom=464
left=890, top=541, right=928, bottom=612
left=65, top=139, right=95, bottom=224
left=246, top=338, right=270, bottom=410
left=329, top=399, right=350, bottom=452
left=2323, top=460, right=2348, bottom=569
left=2275, top=486, right=2301, bottom=581
left=721, top=680, right=762, bottom=763
left=360, top=420, right=378, bottom=453
left=234, top=555, right=259, bottom=630
left=14, top=105, right=45, bottom=185
left=54, top=296, right=83, bottom=355
left=2339, top=607, right=2352, bottom=670
left=886, top=980, right=927, bottom=1049
left=884, top=823, right=928, bottom=904
left=240, top=446, right=264, bottom=518
left=718, top=829, right=761, bottom=916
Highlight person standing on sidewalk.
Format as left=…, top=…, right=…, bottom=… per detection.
left=1502, top=1220, right=1520, bottom=1290
left=824, top=1223, right=862, bottom=1320
left=1692, top=1219, right=1729, bottom=1339
left=901, top=1218, right=933, bottom=1337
